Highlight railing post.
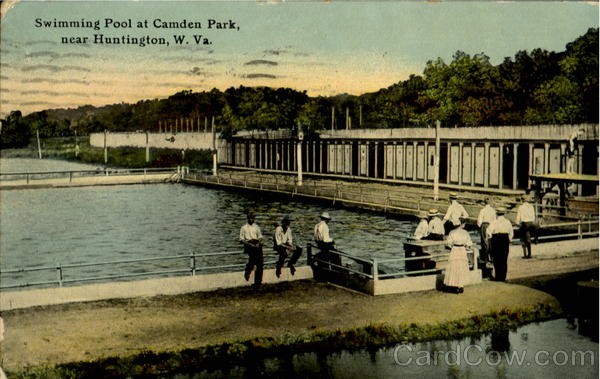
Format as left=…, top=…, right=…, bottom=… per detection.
left=56, top=264, right=63, bottom=287
left=26, top=173, right=30, bottom=184
left=578, top=217, right=582, bottom=239
left=372, top=257, right=378, bottom=281
left=307, top=243, right=312, bottom=265
left=69, top=172, right=73, bottom=183
left=190, top=252, right=196, bottom=276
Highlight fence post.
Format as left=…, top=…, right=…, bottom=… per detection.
left=26, top=173, right=30, bottom=184
left=69, top=172, right=73, bottom=183
left=372, top=257, right=378, bottom=281
left=578, top=217, right=582, bottom=239
left=56, top=264, right=63, bottom=287
left=307, top=243, right=312, bottom=265
left=190, top=252, right=196, bottom=276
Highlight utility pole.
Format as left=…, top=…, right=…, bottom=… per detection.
left=36, top=129, right=42, bottom=159
left=331, top=106, right=335, bottom=132
left=297, top=123, right=304, bottom=186
left=103, top=129, right=108, bottom=164
left=434, top=120, right=441, bottom=201
left=212, top=116, right=217, bottom=176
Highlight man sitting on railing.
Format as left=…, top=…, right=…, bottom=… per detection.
left=240, top=212, right=264, bottom=290
left=412, top=211, right=429, bottom=240
left=423, top=209, right=445, bottom=241
left=274, top=215, right=303, bottom=278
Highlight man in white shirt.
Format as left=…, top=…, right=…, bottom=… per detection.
left=443, top=193, right=469, bottom=235
left=313, top=211, right=340, bottom=271
left=477, top=198, right=496, bottom=263
left=515, top=194, right=537, bottom=259
left=240, top=212, right=264, bottom=289
left=424, top=209, right=445, bottom=240
left=274, top=215, right=303, bottom=277
left=486, top=207, right=514, bottom=282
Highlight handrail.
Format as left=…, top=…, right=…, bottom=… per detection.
left=0, top=167, right=177, bottom=177
left=0, top=249, right=287, bottom=290
left=189, top=172, right=597, bottom=224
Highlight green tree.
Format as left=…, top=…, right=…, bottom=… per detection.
left=1, top=110, right=31, bottom=148
left=422, top=52, right=506, bottom=126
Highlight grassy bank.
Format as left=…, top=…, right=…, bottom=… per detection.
left=8, top=302, right=560, bottom=379
left=1, top=137, right=213, bottom=169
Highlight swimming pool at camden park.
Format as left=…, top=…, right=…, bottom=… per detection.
left=0, top=158, right=418, bottom=287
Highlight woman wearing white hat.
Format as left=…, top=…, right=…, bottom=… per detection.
left=443, top=218, right=472, bottom=293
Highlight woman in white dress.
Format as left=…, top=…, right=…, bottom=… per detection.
left=443, top=218, right=472, bottom=293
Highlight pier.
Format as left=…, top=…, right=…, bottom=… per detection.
left=0, top=167, right=180, bottom=190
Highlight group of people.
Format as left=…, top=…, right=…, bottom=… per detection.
left=413, top=192, right=538, bottom=293
left=241, top=191, right=537, bottom=291
left=239, top=210, right=336, bottom=289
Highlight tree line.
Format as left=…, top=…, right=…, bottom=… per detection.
left=1, top=27, right=597, bottom=148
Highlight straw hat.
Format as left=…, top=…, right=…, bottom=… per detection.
left=449, top=193, right=458, bottom=200
left=419, top=211, right=428, bottom=219
left=427, top=209, right=440, bottom=217
left=496, top=206, right=507, bottom=215
left=320, top=212, right=331, bottom=220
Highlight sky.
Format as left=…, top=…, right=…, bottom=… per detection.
left=0, top=0, right=598, bottom=117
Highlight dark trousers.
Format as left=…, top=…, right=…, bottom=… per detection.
left=244, top=245, right=263, bottom=286
left=491, top=234, right=510, bottom=281
left=315, top=241, right=340, bottom=267
left=276, top=245, right=303, bottom=268
left=423, top=233, right=444, bottom=241
left=479, top=223, right=490, bottom=262
left=520, top=222, right=536, bottom=257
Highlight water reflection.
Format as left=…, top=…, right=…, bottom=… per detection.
left=169, top=319, right=598, bottom=379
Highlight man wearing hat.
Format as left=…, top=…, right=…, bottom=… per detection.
left=274, top=215, right=303, bottom=278
left=313, top=211, right=340, bottom=268
left=240, top=212, right=264, bottom=289
left=443, top=193, right=469, bottom=235
left=486, top=206, right=514, bottom=282
left=515, top=194, right=537, bottom=259
left=412, top=211, right=430, bottom=240
left=424, top=209, right=444, bottom=240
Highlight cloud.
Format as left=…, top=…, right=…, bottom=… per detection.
left=20, top=101, right=60, bottom=106
left=161, top=56, right=220, bottom=65
left=154, top=81, right=206, bottom=88
left=61, top=52, right=92, bottom=59
left=19, top=90, right=91, bottom=98
left=263, top=47, right=309, bottom=57
left=190, top=66, right=209, bottom=76
left=244, top=59, right=278, bottom=66
left=23, top=40, right=57, bottom=47
left=21, top=64, right=91, bottom=73
left=21, top=78, right=90, bottom=85
left=25, top=51, right=61, bottom=59
left=244, top=73, right=278, bottom=79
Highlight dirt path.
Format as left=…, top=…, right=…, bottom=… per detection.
left=0, top=279, right=561, bottom=371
